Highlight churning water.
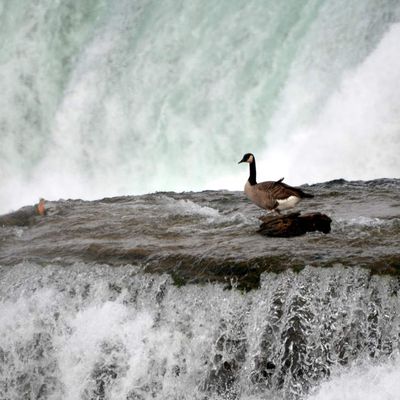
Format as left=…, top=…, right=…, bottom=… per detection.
left=1, top=0, right=400, bottom=212
left=1, top=262, right=400, bottom=400
left=1, top=1, right=400, bottom=399
left=1, top=179, right=400, bottom=399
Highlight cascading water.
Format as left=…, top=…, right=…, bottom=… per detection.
left=1, top=263, right=399, bottom=400
left=1, top=2, right=400, bottom=399
left=1, top=0, right=400, bottom=213
left=0, top=179, right=399, bottom=398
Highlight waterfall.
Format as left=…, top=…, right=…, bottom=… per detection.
left=1, top=0, right=399, bottom=212
left=1, top=263, right=399, bottom=399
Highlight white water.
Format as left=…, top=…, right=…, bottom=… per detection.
left=0, top=263, right=399, bottom=399
left=1, top=0, right=400, bottom=213
left=307, top=357, right=400, bottom=400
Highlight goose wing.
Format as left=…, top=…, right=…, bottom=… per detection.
left=255, top=180, right=309, bottom=200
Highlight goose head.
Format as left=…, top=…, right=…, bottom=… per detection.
left=238, top=153, right=254, bottom=164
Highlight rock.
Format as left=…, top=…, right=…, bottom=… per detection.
left=258, top=212, right=332, bottom=237
left=0, top=200, right=46, bottom=227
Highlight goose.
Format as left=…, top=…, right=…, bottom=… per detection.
left=238, top=153, right=313, bottom=213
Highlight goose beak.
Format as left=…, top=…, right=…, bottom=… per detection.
left=238, top=160, right=243, bottom=164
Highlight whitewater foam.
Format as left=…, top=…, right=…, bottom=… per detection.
left=1, top=263, right=399, bottom=399
left=1, top=1, right=400, bottom=212
left=337, top=216, right=386, bottom=227
left=262, top=22, right=400, bottom=184
left=161, top=196, right=220, bottom=219
left=307, top=357, right=400, bottom=400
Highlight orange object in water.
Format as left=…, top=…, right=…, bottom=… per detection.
left=37, top=198, right=46, bottom=216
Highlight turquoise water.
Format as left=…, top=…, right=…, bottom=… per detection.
left=2, top=3, right=400, bottom=398
left=0, top=0, right=400, bottom=212
left=1, top=0, right=400, bottom=212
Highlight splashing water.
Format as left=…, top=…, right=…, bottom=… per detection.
left=306, top=357, right=400, bottom=400
left=0, top=179, right=399, bottom=399
left=1, top=1, right=400, bottom=213
left=1, top=263, right=399, bottom=399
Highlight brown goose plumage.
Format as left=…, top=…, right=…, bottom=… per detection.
left=238, top=153, right=313, bottom=213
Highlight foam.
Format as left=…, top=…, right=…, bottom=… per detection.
left=307, top=357, right=400, bottom=400
left=161, top=196, right=220, bottom=219
left=262, top=22, right=400, bottom=185
left=337, top=216, right=386, bottom=227
left=56, top=303, right=155, bottom=400
left=1, top=1, right=399, bottom=213
left=1, top=263, right=399, bottom=399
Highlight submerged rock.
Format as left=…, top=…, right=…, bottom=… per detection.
left=258, top=212, right=332, bottom=237
left=0, top=200, right=46, bottom=227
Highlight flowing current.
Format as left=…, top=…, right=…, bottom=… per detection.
left=1, top=263, right=400, bottom=400
left=1, top=0, right=400, bottom=212
left=1, top=1, right=400, bottom=399
left=1, top=179, right=400, bottom=399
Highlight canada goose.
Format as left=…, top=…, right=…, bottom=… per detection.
left=238, top=153, right=313, bottom=213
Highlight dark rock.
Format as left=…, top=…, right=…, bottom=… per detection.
left=258, top=212, right=332, bottom=237
left=0, top=199, right=46, bottom=227
left=0, top=206, right=37, bottom=226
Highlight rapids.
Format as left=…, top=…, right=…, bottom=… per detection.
left=1, top=179, right=400, bottom=399
left=1, top=1, right=400, bottom=398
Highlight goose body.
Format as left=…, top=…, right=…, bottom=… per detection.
left=239, top=153, right=313, bottom=213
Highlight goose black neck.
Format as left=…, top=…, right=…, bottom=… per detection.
left=248, top=159, right=257, bottom=185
